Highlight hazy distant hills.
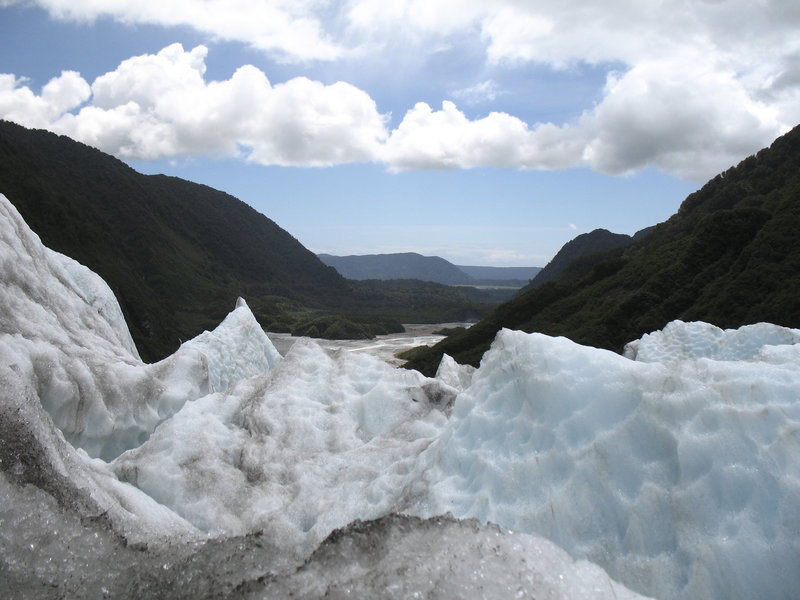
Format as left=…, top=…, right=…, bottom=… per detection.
left=0, top=121, right=497, bottom=361
left=403, top=124, right=800, bottom=374
left=456, top=264, right=542, bottom=286
left=319, top=253, right=472, bottom=285
left=318, top=252, right=541, bottom=287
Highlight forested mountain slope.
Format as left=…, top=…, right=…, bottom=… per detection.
left=403, top=124, right=800, bottom=374
left=0, top=121, right=363, bottom=360
left=525, top=229, right=633, bottom=290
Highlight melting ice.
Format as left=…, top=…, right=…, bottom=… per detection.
left=1, top=192, right=799, bottom=599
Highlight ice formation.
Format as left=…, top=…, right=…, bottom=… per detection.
left=247, top=515, right=645, bottom=600
left=0, top=194, right=281, bottom=461
left=111, top=339, right=456, bottom=545
left=623, top=318, right=800, bottom=363
left=3, top=190, right=800, bottom=599
left=435, top=352, right=475, bottom=393
left=415, top=328, right=800, bottom=599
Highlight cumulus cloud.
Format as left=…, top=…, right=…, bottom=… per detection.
left=349, top=0, right=799, bottom=179
left=29, top=0, right=343, bottom=62
left=577, top=56, right=782, bottom=179
left=0, top=71, right=89, bottom=128
left=4, top=0, right=800, bottom=181
left=382, top=101, right=583, bottom=172
left=0, top=41, right=789, bottom=180
left=0, top=44, right=387, bottom=166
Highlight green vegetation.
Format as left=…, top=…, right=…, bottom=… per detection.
left=0, top=121, right=497, bottom=361
left=523, top=228, right=634, bottom=290
left=403, top=125, right=800, bottom=375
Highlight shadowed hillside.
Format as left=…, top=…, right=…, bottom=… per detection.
left=524, top=229, right=634, bottom=290
left=0, top=121, right=496, bottom=361
left=0, top=121, right=354, bottom=360
left=402, top=124, right=800, bottom=375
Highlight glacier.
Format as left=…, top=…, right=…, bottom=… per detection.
left=1, top=191, right=799, bottom=599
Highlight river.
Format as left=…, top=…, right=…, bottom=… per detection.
left=267, top=323, right=470, bottom=366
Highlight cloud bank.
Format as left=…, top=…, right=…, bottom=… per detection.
left=1, top=44, right=387, bottom=167
left=3, top=0, right=800, bottom=180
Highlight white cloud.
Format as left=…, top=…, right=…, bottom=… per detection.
left=0, top=41, right=788, bottom=180
left=451, top=80, right=503, bottom=105
left=30, top=0, right=344, bottom=62
left=243, top=77, right=388, bottom=166
left=0, top=71, right=90, bottom=128
left=344, top=0, right=485, bottom=39
left=1, top=44, right=388, bottom=165
left=5, top=0, right=800, bottom=183
left=577, top=56, right=783, bottom=179
left=347, top=0, right=800, bottom=179
left=381, top=101, right=584, bottom=172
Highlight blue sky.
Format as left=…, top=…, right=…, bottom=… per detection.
left=1, top=1, right=798, bottom=266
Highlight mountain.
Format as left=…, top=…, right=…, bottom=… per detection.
left=524, top=228, right=633, bottom=290
left=319, top=252, right=541, bottom=287
left=403, top=124, right=800, bottom=374
left=455, top=264, right=542, bottom=287
left=0, top=120, right=359, bottom=361
left=0, top=121, right=506, bottom=359
left=319, top=252, right=476, bottom=285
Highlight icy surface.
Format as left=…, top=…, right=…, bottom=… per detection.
left=112, top=339, right=454, bottom=548
left=0, top=194, right=281, bottom=460
left=180, top=296, right=282, bottom=393
left=623, top=319, right=800, bottom=363
left=246, top=515, right=646, bottom=600
left=435, top=352, right=475, bottom=392
left=4, top=191, right=800, bottom=599
left=414, top=328, right=800, bottom=599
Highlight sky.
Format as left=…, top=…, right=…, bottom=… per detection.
left=1, top=1, right=798, bottom=266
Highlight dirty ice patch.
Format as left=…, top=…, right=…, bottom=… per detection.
left=112, top=338, right=457, bottom=556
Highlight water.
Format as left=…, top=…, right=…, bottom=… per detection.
left=267, top=323, right=471, bottom=366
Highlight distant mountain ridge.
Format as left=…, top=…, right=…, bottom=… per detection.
left=319, top=252, right=541, bottom=287
left=319, top=252, right=473, bottom=285
left=403, top=124, right=800, bottom=374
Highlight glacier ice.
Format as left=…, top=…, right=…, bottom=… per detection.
left=415, top=328, right=800, bottom=599
left=246, top=514, right=645, bottom=600
left=0, top=193, right=282, bottom=461
left=111, top=338, right=455, bottom=547
left=3, top=190, right=800, bottom=599
left=435, top=352, right=475, bottom=393
left=180, top=296, right=282, bottom=394
left=623, top=318, right=800, bottom=363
